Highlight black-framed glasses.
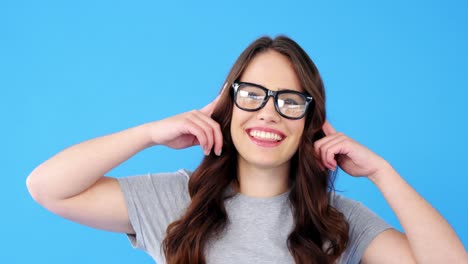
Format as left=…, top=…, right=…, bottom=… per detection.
left=232, top=82, right=313, bottom=120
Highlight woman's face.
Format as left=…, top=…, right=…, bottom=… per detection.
left=231, top=50, right=305, bottom=170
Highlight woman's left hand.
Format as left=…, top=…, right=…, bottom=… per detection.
left=314, top=121, right=390, bottom=178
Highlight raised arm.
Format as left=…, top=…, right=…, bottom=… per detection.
left=26, top=97, right=222, bottom=234
left=314, top=121, right=467, bottom=264
left=363, top=163, right=468, bottom=263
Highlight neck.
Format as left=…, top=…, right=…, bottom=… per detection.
left=234, top=159, right=290, bottom=198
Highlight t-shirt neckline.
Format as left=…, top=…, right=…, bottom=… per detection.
left=226, top=185, right=291, bottom=204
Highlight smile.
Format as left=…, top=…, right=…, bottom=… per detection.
left=245, top=128, right=286, bottom=148
left=249, top=130, right=283, bottom=141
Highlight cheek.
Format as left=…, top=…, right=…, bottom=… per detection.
left=230, top=108, right=244, bottom=139
left=231, top=107, right=250, bottom=128
left=230, top=109, right=239, bottom=131
left=230, top=109, right=246, bottom=152
left=288, top=121, right=305, bottom=146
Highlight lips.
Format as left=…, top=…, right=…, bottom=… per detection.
left=246, top=127, right=286, bottom=147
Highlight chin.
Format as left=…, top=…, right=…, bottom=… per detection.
left=239, top=153, right=291, bottom=169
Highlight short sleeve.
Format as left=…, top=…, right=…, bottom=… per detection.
left=117, top=169, right=191, bottom=254
left=331, top=193, right=393, bottom=264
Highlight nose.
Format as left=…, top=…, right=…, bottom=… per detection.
left=256, top=96, right=281, bottom=122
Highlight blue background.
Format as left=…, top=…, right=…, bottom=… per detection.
left=2, top=0, right=467, bottom=263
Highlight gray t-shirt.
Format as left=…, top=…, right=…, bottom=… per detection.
left=118, top=169, right=392, bottom=264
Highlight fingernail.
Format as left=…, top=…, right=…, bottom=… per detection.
left=216, top=149, right=222, bottom=156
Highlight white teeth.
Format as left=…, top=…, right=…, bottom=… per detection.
left=249, top=130, right=283, bottom=141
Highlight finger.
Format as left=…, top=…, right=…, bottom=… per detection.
left=185, top=120, right=209, bottom=152
left=189, top=112, right=215, bottom=155
left=314, top=135, right=337, bottom=170
left=196, top=112, right=224, bottom=155
left=321, top=139, right=336, bottom=170
left=190, top=110, right=224, bottom=156
left=314, top=136, right=333, bottom=168
left=314, top=132, right=342, bottom=156
left=324, top=138, right=349, bottom=170
left=318, top=134, right=347, bottom=169
left=322, top=120, right=337, bottom=136
left=200, top=94, right=222, bottom=116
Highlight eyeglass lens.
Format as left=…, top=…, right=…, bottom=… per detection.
left=235, top=84, right=307, bottom=118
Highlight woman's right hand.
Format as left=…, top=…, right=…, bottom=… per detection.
left=26, top=95, right=224, bottom=235
left=148, top=96, right=223, bottom=156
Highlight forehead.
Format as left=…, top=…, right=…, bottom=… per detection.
left=240, top=50, right=303, bottom=92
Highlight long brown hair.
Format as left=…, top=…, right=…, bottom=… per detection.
left=162, top=36, right=349, bottom=263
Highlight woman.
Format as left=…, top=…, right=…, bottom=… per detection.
left=26, top=36, right=467, bottom=263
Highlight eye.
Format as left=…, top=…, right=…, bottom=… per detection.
left=283, top=98, right=300, bottom=105
left=239, top=90, right=263, bottom=100
left=278, top=93, right=305, bottom=107
left=277, top=93, right=307, bottom=118
left=239, top=86, right=265, bottom=100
